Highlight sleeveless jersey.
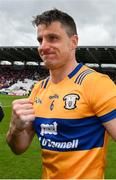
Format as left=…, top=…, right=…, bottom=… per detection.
left=30, top=63, right=116, bottom=179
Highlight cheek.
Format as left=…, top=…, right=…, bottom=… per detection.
left=37, top=48, right=42, bottom=58
left=37, top=48, right=40, bottom=54
left=61, top=45, right=71, bottom=55
left=62, top=40, right=72, bottom=51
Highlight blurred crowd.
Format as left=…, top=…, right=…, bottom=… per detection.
left=0, top=65, right=49, bottom=90
left=0, top=65, right=116, bottom=90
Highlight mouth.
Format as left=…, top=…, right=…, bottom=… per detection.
left=42, top=53, right=56, bottom=59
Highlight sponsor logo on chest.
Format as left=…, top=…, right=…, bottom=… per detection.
left=40, top=122, right=58, bottom=136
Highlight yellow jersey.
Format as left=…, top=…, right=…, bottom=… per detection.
left=30, top=63, right=116, bottom=179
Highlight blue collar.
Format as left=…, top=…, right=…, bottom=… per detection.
left=68, top=63, right=83, bottom=79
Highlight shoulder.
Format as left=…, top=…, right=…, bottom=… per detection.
left=81, top=66, right=116, bottom=104
left=32, top=76, right=50, bottom=90
left=80, top=65, right=114, bottom=87
left=29, top=77, right=49, bottom=100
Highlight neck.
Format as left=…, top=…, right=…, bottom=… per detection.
left=49, top=60, right=78, bottom=84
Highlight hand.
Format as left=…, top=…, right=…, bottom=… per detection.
left=11, top=98, right=35, bottom=131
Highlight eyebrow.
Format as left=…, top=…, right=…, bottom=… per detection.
left=37, top=33, right=60, bottom=41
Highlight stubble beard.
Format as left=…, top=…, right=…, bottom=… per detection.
left=43, top=58, right=59, bottom=70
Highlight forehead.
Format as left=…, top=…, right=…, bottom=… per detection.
left=37, top=21, right=67, bottom=36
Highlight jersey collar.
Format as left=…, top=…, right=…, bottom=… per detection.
left=68, top=63, right=83, bottom=79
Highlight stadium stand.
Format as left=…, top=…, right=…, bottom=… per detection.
left=0, top=46, right=116, bottom=95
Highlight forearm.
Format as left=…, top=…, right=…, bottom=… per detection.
left=6, top=125, right=35, bottom=155
left=103, top=119, right=116, bottom=141
left=6, top=98, right=36, bottom=154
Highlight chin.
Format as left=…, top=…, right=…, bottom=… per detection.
left=44, top=62, right=59, bottom=70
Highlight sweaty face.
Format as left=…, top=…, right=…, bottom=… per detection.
left=37, top=21, right=77, bottom=70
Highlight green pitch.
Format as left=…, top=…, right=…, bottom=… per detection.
left=0, top=94, right=116, bottom=179
left=0, top=94, right=42, bottom=179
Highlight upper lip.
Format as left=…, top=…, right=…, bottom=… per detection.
left=41, top=51, right=55, bottom=56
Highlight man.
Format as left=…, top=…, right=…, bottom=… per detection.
left=0, top=106, right=4, bottom=122
left=6, top=9, right=116, bottom=179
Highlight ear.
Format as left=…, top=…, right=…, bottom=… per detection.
left=71, top=35, right=78, bottom=49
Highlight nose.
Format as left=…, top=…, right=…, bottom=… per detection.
left=39, top=39, right=50, bottom=54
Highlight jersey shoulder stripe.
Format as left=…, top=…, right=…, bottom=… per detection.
left=40, top=80, right=45, bottom=88
left=40, top=77, right=50, bottom=89
left=74, top=69, right=94, bottom=85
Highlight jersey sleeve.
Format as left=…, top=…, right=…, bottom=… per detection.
left=83, top=72, right=116, bottom=123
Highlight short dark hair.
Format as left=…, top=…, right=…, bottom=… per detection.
left=32, top=8, right=77, bottom=37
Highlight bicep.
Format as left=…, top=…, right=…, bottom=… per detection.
left=103, top=118, right=116, bottom=141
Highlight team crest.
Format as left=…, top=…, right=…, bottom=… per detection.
left=63, top=93, right=80, bottom=110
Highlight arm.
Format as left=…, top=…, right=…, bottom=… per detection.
left=6, top=98, right=35, bottom=155
left=103, top=118, right=116, bottom=141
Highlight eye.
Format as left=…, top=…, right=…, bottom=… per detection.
left=37, top=37, right=42, bottom=45
left=48, top=35, right=59, bottom=42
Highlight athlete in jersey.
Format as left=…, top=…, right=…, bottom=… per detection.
left=6, top=9, right=116, bottom=179
left=30, top=63, right=116, bottom=179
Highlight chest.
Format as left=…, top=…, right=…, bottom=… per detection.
left=33, top=83, right=92, bottom=119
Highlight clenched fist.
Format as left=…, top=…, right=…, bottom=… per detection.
left=11, top=98, right=35, bottom=131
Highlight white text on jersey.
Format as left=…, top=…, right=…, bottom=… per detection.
left=40, top=122, right=58, bottom=136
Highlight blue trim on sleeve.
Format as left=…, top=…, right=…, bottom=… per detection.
left=98, top=109, right=116, bottom=123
